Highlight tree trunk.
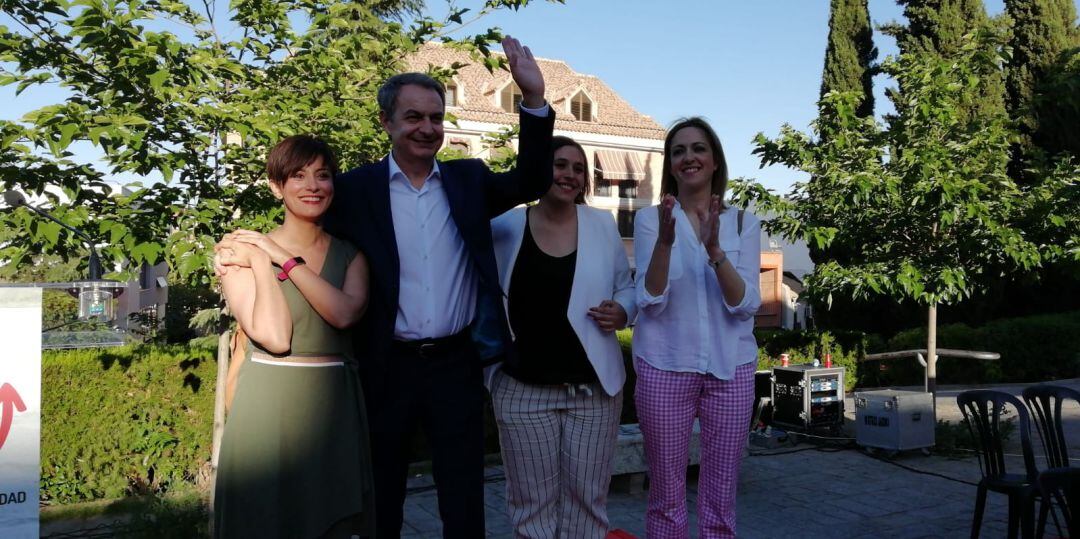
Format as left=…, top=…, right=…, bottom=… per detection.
left=209, top=329, right=231, bottom=532
left=926, top=304, right=938, bottom=396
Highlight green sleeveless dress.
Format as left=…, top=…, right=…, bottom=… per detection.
left=214, top=236, right=375, bottom=538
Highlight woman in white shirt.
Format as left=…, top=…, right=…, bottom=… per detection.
left=489, top=136, right=636, bottom=538
left=633, top=117, right=762, bottom=539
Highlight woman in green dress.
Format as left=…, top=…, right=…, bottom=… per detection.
left=212, top=135, right=375, bottom=538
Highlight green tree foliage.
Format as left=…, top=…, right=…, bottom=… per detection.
left=0, top=0, right=559, bottom=287
left=883, top=0, right=1007, bottom=121
left=1033, top=49, right=1080, bottom=161
left=820, top=0, right=877, bottom=120
left=732, top=31, right=1079, bottom=387
left=1004, top=0, right=1080, bottom=173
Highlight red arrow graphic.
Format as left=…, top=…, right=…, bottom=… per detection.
left=0, top=383, right=27, bottom=451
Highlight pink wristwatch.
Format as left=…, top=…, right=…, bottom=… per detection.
left=276, top=256, right=306, bottom=281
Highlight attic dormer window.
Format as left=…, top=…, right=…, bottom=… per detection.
left=501, top=82, right=523, bottom=113
left=570, top=91, right=593, bottom=122
left=445, top=81, right=459, bottom=107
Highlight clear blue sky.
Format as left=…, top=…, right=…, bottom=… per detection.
left=6, top=0, right=1060, bottom=194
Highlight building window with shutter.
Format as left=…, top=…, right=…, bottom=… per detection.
left=445, top=82, right=458, bottom=107
left=570, top=91, right=593, bottom=122
left=444, top=138, right=470, bottom=158
left=594, top=150, right=645, bottom=199
left=594, top=178, right=613, bottom=197
left=501, top=82, right=523, bottom=113
left=449, top=139, right=469, bottom=154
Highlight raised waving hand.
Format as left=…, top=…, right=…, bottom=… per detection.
left=503, top=35, right=545, bottom=109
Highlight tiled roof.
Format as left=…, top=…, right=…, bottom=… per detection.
left=407, top=43, right=665, bottom=141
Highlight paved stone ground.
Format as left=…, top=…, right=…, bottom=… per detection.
left=401, top=378, right=1080, bottom=538
left=401, top=450, right=1011, bottom=538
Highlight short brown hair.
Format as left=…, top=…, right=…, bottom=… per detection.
left=660, top=117, right=729, bottom=207
left=265, top=135, right=339, bottom=185
left=552, top=136, right=590, bottom=205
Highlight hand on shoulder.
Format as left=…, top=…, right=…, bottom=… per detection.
left=215, top=240, right=268, bottom=272
left=225, top=229, right=294, bottom=265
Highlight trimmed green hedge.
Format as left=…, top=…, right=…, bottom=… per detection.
left=41, top=344, right=217, bottom=504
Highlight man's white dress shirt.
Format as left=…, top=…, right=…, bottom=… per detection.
left=388, top=103, right=550, bottom=340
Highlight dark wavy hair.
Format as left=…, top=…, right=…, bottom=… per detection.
left=265, top=135, right=339, bottom=186
left=552, top=135, right=590, bottom=205
left=659, top=117, right=728, bottom=208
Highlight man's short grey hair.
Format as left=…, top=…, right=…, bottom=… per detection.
left=377, top=72, right=446, bottom=118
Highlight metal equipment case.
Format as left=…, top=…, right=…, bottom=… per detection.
left=854, top=389, right=935, bottom=452
left=770, top=364, right=845, bottom=432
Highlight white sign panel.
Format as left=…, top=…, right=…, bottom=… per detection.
left=0, top=288, right=41, bottom=539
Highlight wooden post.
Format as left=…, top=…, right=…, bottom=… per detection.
left=208, top=330, right=231, bottom=531
left=926, top=304, right=937, bottom=396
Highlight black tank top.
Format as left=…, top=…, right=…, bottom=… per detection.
left=504, top=209, right=598, bottom=385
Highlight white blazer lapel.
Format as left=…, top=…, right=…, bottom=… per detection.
left=491, top=207, right=528, bottom=298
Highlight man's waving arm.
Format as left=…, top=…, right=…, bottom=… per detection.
left=484, top=36, right=555, bottom=217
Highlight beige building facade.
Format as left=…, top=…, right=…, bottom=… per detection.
left=408, top=43, right=666, bottom=239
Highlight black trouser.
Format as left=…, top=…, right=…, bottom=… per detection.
left=365, top=333, right=486, bottom=539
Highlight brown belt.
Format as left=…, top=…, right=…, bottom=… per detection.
left=250, top=350, right=345, bottom=364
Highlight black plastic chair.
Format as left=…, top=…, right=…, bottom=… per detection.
left=1023, top=385, right=1080, bottom=469
left=1037, top=467, right=1080, bottom=538
left=1023, top=384, right=1080, bottom=537
left=957, top=390, right=1040, bottom=539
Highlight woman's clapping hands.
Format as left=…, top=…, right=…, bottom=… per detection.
left=696, top=195, right=722, bottom=261
left=657, top=194, right=676, bottom=247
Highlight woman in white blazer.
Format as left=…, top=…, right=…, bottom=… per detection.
left=489, top=136, right=636, bottom=539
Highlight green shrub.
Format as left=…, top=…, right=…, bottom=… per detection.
left=882, top=310, right=1080, bottom=386
left=41, top=344, right=217, bottom=504
left=164, top=280, right=221, bottom=343
left=617, top=329, right=637, bottom=424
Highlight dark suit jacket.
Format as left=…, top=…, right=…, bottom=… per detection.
left=325, top=109, right=555, bottom=368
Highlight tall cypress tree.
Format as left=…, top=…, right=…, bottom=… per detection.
left=1005, top=0, right=1080, bottom=172
left=885, top=0, right=1007, bottom=121
left=820, top=0, right=878, bottom=119
left=893, top=0, right=990, bottom=55
left=812, top=0, right=878, bottom=267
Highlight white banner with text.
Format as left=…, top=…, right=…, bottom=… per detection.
left=0, top=287, right=41, bottom=539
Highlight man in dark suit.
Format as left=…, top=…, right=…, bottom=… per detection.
left=324, top=37, right=554, bottom=538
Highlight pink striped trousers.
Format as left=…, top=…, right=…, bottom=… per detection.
left=634, top=358, right=754, bottom=539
